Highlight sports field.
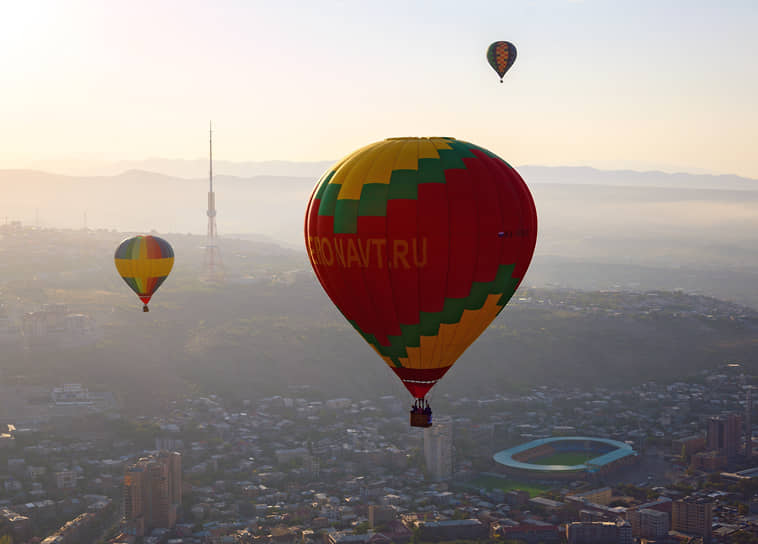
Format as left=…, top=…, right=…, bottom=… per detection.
left=468, top=474, right=552, bottom=498
left=531, top=452, right=596, bottom=466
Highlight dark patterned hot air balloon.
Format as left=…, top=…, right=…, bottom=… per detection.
left=487, top=41, right=517, bottom=83
left=304, top=137, right=537, bottom=426
left=114, top=235, right=174, bottom=312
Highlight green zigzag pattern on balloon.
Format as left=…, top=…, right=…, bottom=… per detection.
left=314, top=139, right=510, bottom=235
left=122, top=276, right=140, bottom=293
left=348, top=263, right=520, bottom=367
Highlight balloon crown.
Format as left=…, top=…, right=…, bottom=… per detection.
left=384, top=136, right=457, bottom=141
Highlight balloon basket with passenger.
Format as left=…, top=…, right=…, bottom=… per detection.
left=410, top=398, right=432, bottom=428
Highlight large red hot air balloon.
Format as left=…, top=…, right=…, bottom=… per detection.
left=304, top=137, right=537, bottom=426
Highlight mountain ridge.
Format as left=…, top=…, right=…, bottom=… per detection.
left=2, top=166, right=758, bottom=263
left=3, top=163, right=757, bottom=191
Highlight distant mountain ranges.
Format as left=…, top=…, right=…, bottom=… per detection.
left=3, top=158, right=335, bottom=180
left=518, top=165, right=758, bottom=191
left=2, top=165, right=757, bottom=244
left=4, top=159, right=758, bottom=190
left=2, top=163, right=758, bottom=310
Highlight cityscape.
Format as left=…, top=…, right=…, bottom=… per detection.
left=1, top=363, right=758, bottom=543
left=3, top=2, right=758, bottom=544
left=0, top=207, right=756, bottom=543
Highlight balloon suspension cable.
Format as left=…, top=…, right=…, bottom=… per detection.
left=143, top=304, right=149, bottom=312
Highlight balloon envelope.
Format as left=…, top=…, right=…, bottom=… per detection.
left=487, top=41, right=517, bottom=82
left=304, top=137, right=537, bottom=399
left=114, top=235, right=174, bottom=309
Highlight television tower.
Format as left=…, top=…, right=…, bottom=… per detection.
left=203, top=122, right=224, bottom=282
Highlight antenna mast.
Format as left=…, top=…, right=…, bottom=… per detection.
left=203, top=121, right=224, bottom=282
left=209, top=121, right=213, bottom=194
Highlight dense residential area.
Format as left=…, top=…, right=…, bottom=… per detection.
left=0, top=364, right=758, bottom=543
left=0, top=225, right=758, bottom=542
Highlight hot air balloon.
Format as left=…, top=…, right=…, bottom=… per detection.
left=304, top=137, right=537, bottom=427
left=487, top=41, right=517, bottom=83
left=114, top=235, right=174, bottom=312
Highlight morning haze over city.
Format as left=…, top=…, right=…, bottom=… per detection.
left=0, top=1, right=757, bottom=543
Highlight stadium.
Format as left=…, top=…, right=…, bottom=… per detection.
left=493, top=437, right=638, bottom=480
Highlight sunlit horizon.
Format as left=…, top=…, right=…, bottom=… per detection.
left=1, top=0, right=757, bottom=178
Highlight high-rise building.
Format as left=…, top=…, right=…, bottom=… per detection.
left=163, top=451, right=182, bottom=507
left=123, top=466, right=145, bottom=534
left=747, top=386, right=753, bottom=460
left=707, top=413, right=741, bottom=458
left=672, top=496, right=712, bottom=543
left=123, top=451, right=182, bottom=536
left=628, top=508, right=670, bottom=539
left=424, top=415, right=453, bottom=481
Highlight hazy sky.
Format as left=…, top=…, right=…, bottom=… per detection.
left=1, top=0, right=757, bottom=177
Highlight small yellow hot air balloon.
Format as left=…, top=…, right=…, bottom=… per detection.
left=114, top=235, right=174, bottom=312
